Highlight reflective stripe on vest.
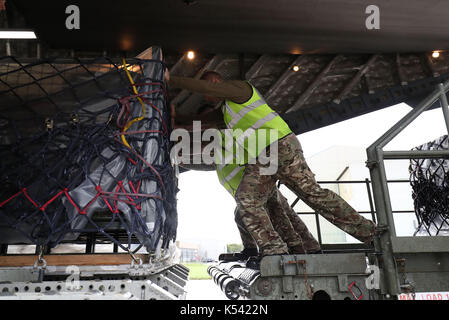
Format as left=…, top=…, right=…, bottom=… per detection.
left=227, top=99, right=266, bottom=128
left=235, top=112, right=278, bottom=146
left=223, top=166, right=243, bottom=183
left=215, top=130, right=245, bottom=196
left=216, top=163, right=245, bottom=196
left=223, top=83, right=292, bottom=161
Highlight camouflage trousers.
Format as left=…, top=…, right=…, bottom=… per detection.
left=234, top=133, right=376, bottom=256
left=235, top=186, right=321, bottom=253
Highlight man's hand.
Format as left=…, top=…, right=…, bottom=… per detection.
left=164, top=68, right=170, bottom=83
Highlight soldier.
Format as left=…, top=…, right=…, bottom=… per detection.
left=215, top=128, right=321, bottom=258
left=177, top=105, right=320, bottom=258
left=168, top=70, right=377, bottom=257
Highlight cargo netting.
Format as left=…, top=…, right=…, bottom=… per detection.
left=409, top=135, right=449, bottom=236
left=0, top=49, right=178, bottom=253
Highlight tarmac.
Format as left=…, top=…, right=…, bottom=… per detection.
left=185, top=279, right=228, bottom=300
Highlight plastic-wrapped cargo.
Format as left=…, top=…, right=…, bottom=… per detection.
left=409, top=135, right=449, bottom=236
left=0, top=47, right=178, bottom=254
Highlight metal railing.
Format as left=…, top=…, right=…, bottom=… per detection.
left=366, top=80, right=449, bottom=297
left=284, top=178, right=414, bottom=250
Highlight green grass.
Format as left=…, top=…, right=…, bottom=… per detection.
left=182, top=262, right=211, bottom=280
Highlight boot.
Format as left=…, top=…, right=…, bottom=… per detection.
left=246, top=249, right=289, bottom=269
left=288, top=244, right=306, bottom=254
left=246, top=255, right=261, bottom=270
left=239, top=247, right=259, bottom=259
left=218, top=247, right=259, bottom=262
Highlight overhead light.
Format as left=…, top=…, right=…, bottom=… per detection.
left=0, top=30, right=36, bottom=39
left=292, top=65, right=300, bottom=72
left=432, top=51, right=440, bottom=58
left=186, top=50, right=195, bottom=60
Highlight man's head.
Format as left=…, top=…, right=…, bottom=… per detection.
left=200, top=70, right=223, bottom=103
left=200, top=70, right=223, bottom=82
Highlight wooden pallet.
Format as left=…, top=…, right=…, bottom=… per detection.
left=0, top=254, right=149, bottom=267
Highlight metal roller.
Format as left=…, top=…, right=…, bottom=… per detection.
left=217, top=274, right=229, bottom=290
left=207, top=265, right=220, bottom=274
left=215, top=272, right=229, bottom=286
left=212, top=270, right=228, bottom=287
left=207, top=266, right=218, bottom=278
left=209, top=262, right=252, bottom=300
left=206, top=265, right=215, bottom=274
left=208, top=266, right=217, bottom=275
left=212, top=270, right=222, bottom=284
left=210, top=269, right=223, bottom=284
left=221, top=276, right=240, bottom=300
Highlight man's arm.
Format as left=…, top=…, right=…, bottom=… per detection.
left=169, top=76, right=252, bottom=104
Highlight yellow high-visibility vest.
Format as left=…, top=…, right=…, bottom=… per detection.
left=217, top=83, right=292, bottom=195
left=222, top=83, right=292, bottom=163
left=215, top=131, right=245, bottom=196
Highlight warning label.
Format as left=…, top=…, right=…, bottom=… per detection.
left=399, top=292, right=449, bottom=300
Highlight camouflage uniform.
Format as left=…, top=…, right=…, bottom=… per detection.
left=235, top=187, right=321, bottom=253
left=235, top=133, right=376, bottom=255
left=234, top=208, right=258, bottom=250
